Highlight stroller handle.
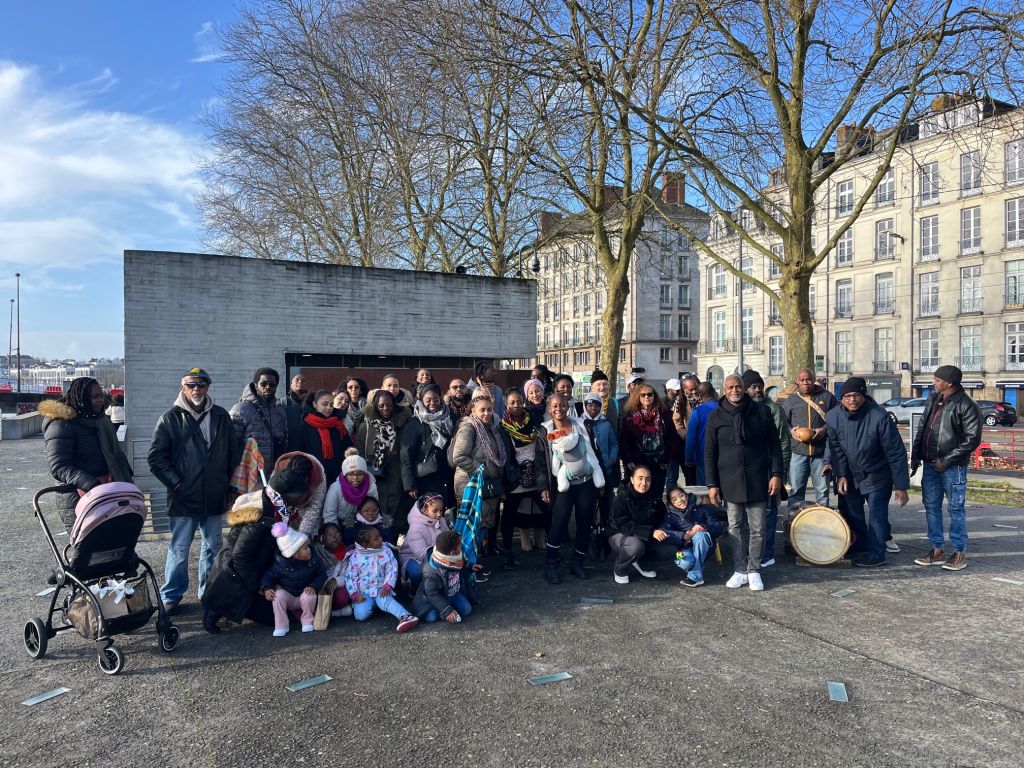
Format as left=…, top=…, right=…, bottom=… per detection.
left=32, top=485, right=78, bottom=514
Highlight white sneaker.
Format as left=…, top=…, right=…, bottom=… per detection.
left=272, top=628, right=288, bottom=637
left=301, top=624, right=314, bottom=633
left=614, top=573, right=629, bottom=585
left=726, top=572, right=748, bottom=589
left=748, top=572, right=764, bottom=591
left=632, top=562, right=656, bottom=578
left=331, top=605, right=354, bottom=618
left=760, top=558, right=776, bottom=568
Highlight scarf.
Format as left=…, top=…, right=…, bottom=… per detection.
left=356, top=511, right=383, bottom=526
left=340, top=473, right=371, bottom=507
left=303, top=412, right=348, bottom=460
left=470, top=415, right=507, bottom=468
left=78, top=416, right=134, bottom=482
left=432, top=549, right=465, bottom=569
left=369, top=418, right=397, bottom=470
left=446, top=395, right=471, bottom=421
left=415, top=401, right=454, bottom=448
left=719, top=395, right=751, bottom=445
left=500, top=410, right=535, bottom=446
left=525, top=400, right=547, bottom=426
left=630, top=407, right=662, bottom=434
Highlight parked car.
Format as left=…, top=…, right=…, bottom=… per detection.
left=880, top=396, right=916, bottom=408
left=884, top=397, right=928, bottom=424
left=976, top=400, right=1018, bottom=427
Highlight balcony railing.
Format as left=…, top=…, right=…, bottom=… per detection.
left=699, top=339, right=737, bottom=354
left=873, top=360, right=894, bottom=372
left=919, top=301, right=940, bottom=317
left=919, top=246, right=940, bottom=262
left=742, top=336, right=762, bottom=352
left=1005, top=294, right=1024, bottom=310
left=1006, top=235, right=1024, bottom=250
left=1001, top=355, right=1024, bottom=372
left=834, top=254, right=854, bottom=269
left=768, top=314, right=783, bottom=326
left=958, top=297, right=982, bottom=314
left=958, top=239, right=982, bottom=256
left=873, top=300, right=895, bottom=315
left=955, top=355, right=983, bottom=371
left=873, top=248, right=895, bottom=261
left=834, top=305, right=853, bottom=319
left=834, top=361, right=853, bottom=373
left=915, top=359, right=939, bottom=373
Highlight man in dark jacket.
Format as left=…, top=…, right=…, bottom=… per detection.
left=910, top=365, right=982, bottom=571
left=148, top=368, right=237, bottom=613
left=826, top=377, right=910, bottom=568
left=782, top=368, right=836, bottom=506
left=230, top=367, right=288, bottom=465
left=706, top=375, right=784, bottom=592
left=281, top=373, right=310, bottom=451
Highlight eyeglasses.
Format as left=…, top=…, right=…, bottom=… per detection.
left=184, top=382, right=209, bottom=389
left=450, top=384, right=466, bottom=389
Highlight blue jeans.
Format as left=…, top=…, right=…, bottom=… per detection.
left=843, top=484, right=892, bottom=561
left=675, top=531, right=712, bottom=581
left=789, top=453, right=829, bottom=506
left=405, top=559, right=423, bottom=592
left=423, top=593, right=473, bottom=623
left=160, top=515, right=222, bottom=605
left=921, top=463, right=968, bottom=552
left=763, top=493, right=781, bottom=561
left=352, top=593, right=410, bottom=621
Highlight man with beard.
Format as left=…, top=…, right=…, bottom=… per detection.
left=230, top=367, right=289, bottom=466
left=705, top=374, right=784, bottom=592
left=742, top=370, right=791, bottom=567
left=445, top=377, right=472, bottom=424
left=673, top=375, right=701, bottom=485
left=782, top=367, right=836, bottom=506
left=149, top=368, right=237, bottom=616
left=281, top=373, right=311, bottom=451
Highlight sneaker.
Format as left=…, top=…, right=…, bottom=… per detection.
left=914, top=548, right=945, bottom=566
left=331, top=605, right=354, bottom=618
left=854, top=554, right=886, bottom=568
left=748, top=572, right=764, bottom=591
left=614, top=573, right=630, bottom=585
left=397, top=614, right=419, bottom=633
left=941, top=551, right=967, bottom=571
left=632, top=562, right=656, bottom=579
left=885, top=538, right=901, bottom=554
left=680, top=575, right=704, bottom=588
left=301, top=624, right=314, bottom=633
left=725, top=572, right=748, bottom=589
left=760, top=558, right=776, bottom=568
left=272, top=628, right=288, bottom=637
left=474, top=571, right=489, bottom=584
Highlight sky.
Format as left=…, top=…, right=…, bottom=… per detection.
left=0, top=2, right=239, bottom=360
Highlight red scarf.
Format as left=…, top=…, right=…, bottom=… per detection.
left=304, top=412, right=348, bottom=460
left=630, top=407, right=662, bottom=434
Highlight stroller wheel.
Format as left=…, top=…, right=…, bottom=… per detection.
left=97, top=645, right=124, bottom=675
left=24, top=618, right=48, bottom=659
left=159, top=625, right=180, bottom=653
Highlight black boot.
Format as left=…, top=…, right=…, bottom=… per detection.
left=202, top=608, right=222, bottom=635
left=544, top=561, right=562, bottom=584
left=570, top=553, right=589, bottom=580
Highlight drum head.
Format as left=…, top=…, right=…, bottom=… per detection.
left=790, top=504, right=851, bottom=565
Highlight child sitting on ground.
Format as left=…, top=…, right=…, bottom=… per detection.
left=342, top=526, right=419, bottom=633
left=348, top=497, right=393, bottom=545
left=412, top=530, right=476, bottom=624
left=318, top=523, right=353, bottom=618
left=659, top=487, right=724, bottom=588
left=398, top=492, right=450, bottom=592
left=261, top=523, right=329, bottom=637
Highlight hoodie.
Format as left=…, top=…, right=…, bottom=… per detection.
left=342, top=543, right=399, bottom=599
left=398, top=502, right=451, bottom=575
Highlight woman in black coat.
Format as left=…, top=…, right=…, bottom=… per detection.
left=295, top=389, right=353, bottom=485
left=608, top=464, right=675, bottom=584
left=399, top=384, right=455, bottom=508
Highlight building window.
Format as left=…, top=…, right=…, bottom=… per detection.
left=660, top=256, right=674, bottom=280
left=809, top=283, right=817, bottom=319
left=677, top=314, right=690, bottom=340
left=572, top=296, right=579, bottom=316
left=741, top=307, right=754, bottom=347
left=714, top=311, right=727, bottom=349
left=1006, top=322, right=1024, bottom=370
left=573, top=270, right=580, bottom=289
left=836, top=179, right=854, bottom=215
left=572, top=322, right=579, bottom=346
left=1007, top=261, right=1024, bottom=307
left=875, top=218, right=895, bottom=260
left=677, top=347, right=690, bottom=363
left=960, top=326, right=982, bottom=370
left=660, top=285, right=673, bottom=308
left=739, top=254, right=754, bottom=293
left=769, top=245, right=783, bottom=278
left=960, top=265, right=982, bottom=313
left=553, top=301, right=560, bottom=320
left=920, top=161, right=940, bottom=205
left=873, top=328, right=893, bottom=371
left=659, top=347, right=671, bottom=363
left=875, top=169, right=895, bottom=206
left=835, top=332, right=852, bottom=373
left=875, top=273, right=894, bottom=314
left=619, top=347, right=627, bottom=363
left=1007, top=139, right=1024, bottom=185
left=596, top=292, right=603, bottom=311
left=1007, top=198, right=1024, bottom=248
left=960, top=206, right=982, bottom=254
left=769, top=336, right=784, bottom=374
left=594, top=323, right=601, bottom=342
left=543, top=303, right=549, bottom=322
left=710, top=265, right=726, bottom=298
left=836, top=279, right=853, bottom=317
left=919, top=329, right=939, bottom=371
left=543, top=327, right=550, bottom=347
left=920, top=272, right=940, bottom=316
left=960, top=150, right=982, bottom=197
left=836, top=229, right=854, bottom=266
left=677, top=284, right=690, bottom=308
left=659, top=314, right=672, bottom=340
left=583, top=320, right=591, bottom=343
left=768, top=300, right=782, bottom=325
left=920, top=215, right=939, bottom=261
left=583, top=293, right=591, bottom=314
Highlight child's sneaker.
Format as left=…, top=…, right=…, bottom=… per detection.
left=272, top=628, right=289, bottom=637
left=680, top=575, right=704, bottom=588
left=397, top=614, right=419, bottom=633
left=301, top=624, right=314, bottom=633
left=331, top=605, right=353, bottom=618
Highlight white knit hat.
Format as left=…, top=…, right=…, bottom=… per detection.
left=342, top=453, right=368, bottom=475
left=666, top=378, right=681, bottom=391
left=271, top=522, right=309, bottom=558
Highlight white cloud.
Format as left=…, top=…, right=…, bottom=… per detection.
left=190, top=21, right=225, bottom=64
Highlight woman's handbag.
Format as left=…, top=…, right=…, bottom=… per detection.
left=415, top=448, right=439, bottom=478
left=587, top=522, right=612, bottom=562
left=482, top=476, right=503, bottom=499
left=639, top=429, right=665, bottom=464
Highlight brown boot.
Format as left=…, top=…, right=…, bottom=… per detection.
left=914, top=548, right=945, bottom=566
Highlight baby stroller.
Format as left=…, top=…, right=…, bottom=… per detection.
left=24, top=482, right=180, bottom=675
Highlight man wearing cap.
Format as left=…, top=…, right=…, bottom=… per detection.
left=588, top=369, right=620, bottom=434
left=782, top=368, right=837, bottom=506
left=825, top=377, right=910, bottom=568
left=149, top=368, right=238, bottom=614
left=911, top=365, right=982, bottom=571
left=743, top=369, right=791, bottom=566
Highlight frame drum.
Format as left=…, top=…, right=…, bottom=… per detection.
left=789, top=504, right=851, bottom=565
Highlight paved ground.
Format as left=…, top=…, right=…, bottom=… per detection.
left=2, top=436, right=1023, bottom=768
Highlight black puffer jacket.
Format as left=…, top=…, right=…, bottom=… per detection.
left=39, top=399, right=111, bottom=526
left=148, top=400, right=236, bottom=518
left=610, top=483, right=666, bottom=541
left=911, top=388, right=983, bottom=469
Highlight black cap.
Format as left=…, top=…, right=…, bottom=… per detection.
left=934, top=365, right=963, bottom=386
left=840, top=377, right=868, bottom=398
left=183, top=367, right=211, bottom=383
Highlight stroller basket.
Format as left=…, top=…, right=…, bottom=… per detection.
left=67, top=575, right=154, bottom=641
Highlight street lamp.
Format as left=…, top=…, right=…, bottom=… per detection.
left=15, top=272, right=20, bottom=395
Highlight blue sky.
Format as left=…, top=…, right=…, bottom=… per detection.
left=0, top=2, right=238, bottom=359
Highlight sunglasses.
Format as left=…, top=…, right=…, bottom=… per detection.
left=640, top=392, right=655, bottom=398
left=184, top=381, right=209, bottom=389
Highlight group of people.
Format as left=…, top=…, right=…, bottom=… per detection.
left=38, top=359, right=981, bottom=637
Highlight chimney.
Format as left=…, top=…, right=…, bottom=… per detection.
left=540, top=211, right=562, bottom=237
left=836, top=124, right=858, bottom=149
left=931, top=94, right=954, bottom=113
left=661, top=172, right=685, bottom=205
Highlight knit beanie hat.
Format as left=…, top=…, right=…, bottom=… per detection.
left=840, top=377, right=868, bottom=397
left=934, top=365, right=963, bottom=385
left=583, top=392, right=603, bottom=406
left=590, top=369, right=608, bottom=383
left=271, top=522, right=308, bottom=557
left=524, top=378, right=546, bottom=397
left=741, top=370, right=765, bottom=389
left=341, top=450, right=368, bottom=476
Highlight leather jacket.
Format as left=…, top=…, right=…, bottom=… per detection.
left=911, top=388, right=982, bottom=469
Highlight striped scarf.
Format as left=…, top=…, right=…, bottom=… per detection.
left=500, top=410, right=535, bottom=446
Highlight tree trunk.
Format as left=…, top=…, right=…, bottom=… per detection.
left=600, top=265, right=631, bottom=394
left=778, top=269, right=815, bottom=381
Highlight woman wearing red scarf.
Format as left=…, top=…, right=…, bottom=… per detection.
left=618, top=383, right=676, bottom=500
left=296, top=389, right=353, bottom=485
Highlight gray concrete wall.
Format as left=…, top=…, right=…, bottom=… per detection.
left=124, top=250, right=536, bottom=509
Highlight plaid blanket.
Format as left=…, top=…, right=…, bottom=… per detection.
left=454, top=464, right=484, bottom=566
left=231, top=436, right=265, bottom=494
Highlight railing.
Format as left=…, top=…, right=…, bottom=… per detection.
left=742, top=336, right=762, bottom=352
left=919, top=301, right=940, bottom=317
left=768, top=364, right=785, bottom=375
left=1007, top=235, right=1024, bottom=250
left=768, top=314, right=783, bottom=326
left=834, top=254, right=854, bottom=268
left=873, top=300, right=895, bottom=315
left=873, top=248, right=895, bottom=261
left=1005, top=294, right=1024, bottom=310
left=834, top=305, right=853, bottom=319
left=955, top=355, right=983, bottom=371
left=699, top=339, right=737, bottom=354
left=873, top=361, right=893, bottom=372
left=1001, top=355, right=1024, bottom=371
left=958, top=297, right=982, bottom=314
left=959, top=239, right=982, bottom=256
left=834, top=361, right=853, bottom=373
left=919, top=246, right=939, bottom=262
left=915, top=359, right=939, bottom=373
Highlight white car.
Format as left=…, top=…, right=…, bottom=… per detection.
left=884, top=397, right=928, bottom=424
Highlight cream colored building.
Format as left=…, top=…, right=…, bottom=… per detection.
left=533, top=178, right=709, bottom=391
left=697, top=97, right=1024, bottom=406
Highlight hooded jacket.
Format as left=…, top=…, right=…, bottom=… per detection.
left=610, top=482, right=666, bottom=541
left=705, top=395, right=784, bottom=504
left=230, top=383, right=288, bottom=466
left=260, top=549, right=329, bottom=596
left=584, top=409, right=619, bottom=478
left=148, top=393, right=236, bottom=518
left=323, top=472, right=379, bottom=528
left=911, top=387, right=983, bottom=469
left=398, top=502, right=451, bottom=575
left=411, top=547, right=477, bottom=620
left=660, top=502, right=725, bottom=545
left=826, top=397, right=910, bottom=495
left=342, top=544, right=399, bottom=598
